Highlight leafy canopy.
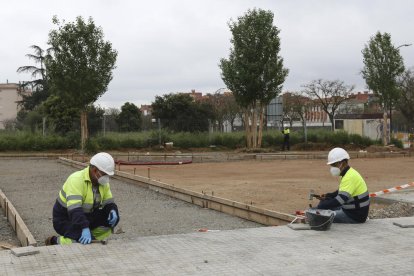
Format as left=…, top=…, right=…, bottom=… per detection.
left=220, top=8, right=288, bottom=108
left=152, top=93, right=213, bottom=132
left=117, top=102, right=142, bottom=132
left=46, top=16, right=117, bottom=110
left=361, top=31, right=405, bottom=110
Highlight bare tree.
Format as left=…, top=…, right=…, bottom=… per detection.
left=221, top=92, right=241, bottom=131
left=281, top=92, right=298, bottom=127
left=302, top=79, right=354, bottom=131
left=282, top=92, right=311, bottom=142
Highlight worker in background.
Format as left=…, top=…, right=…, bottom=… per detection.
left=45, top=152, right=120, bottom=245
left=316, top=147, right=370, bottom=223
left=282, top=126, right=290, bottom=151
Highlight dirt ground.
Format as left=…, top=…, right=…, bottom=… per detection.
left=118, top=156, right=414, bottom=214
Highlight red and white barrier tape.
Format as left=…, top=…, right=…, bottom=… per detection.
left=369, top=182, right=414, bottom=197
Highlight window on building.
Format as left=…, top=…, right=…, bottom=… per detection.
left=335, top=120, right=344, bottom=130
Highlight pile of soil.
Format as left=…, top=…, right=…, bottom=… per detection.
left=365, top=144, right=402, bottom=153
left=369, top=202, right=414, bottom=219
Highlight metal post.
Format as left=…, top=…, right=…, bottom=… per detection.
left=42, top=117, right=46, bottom=136
left=158, top=118, right=161, bottom=146
left=103, top=115, right=106, bottom=136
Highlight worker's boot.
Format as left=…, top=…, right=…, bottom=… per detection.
left=45, top=236, right=57, bottom=246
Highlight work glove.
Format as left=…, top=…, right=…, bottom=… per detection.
left=79, top=228, right=92, bottom=244
left=107, top=210, right=118, bottom=227
left=314, top=194, right=325, bottom=200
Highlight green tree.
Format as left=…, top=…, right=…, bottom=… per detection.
left=16, top=45, right=51, bottom=133
left=152, top=93, right=213, bottom=132
left=396, top=69, right=414, bottom=129
left=43, top=95, right=79, bottom=134
left=220, top=8, right=288, bottom=148
left=361, top=31, right=405, bottom=145
left=302, top=79, right=354, bottom=131
left=103, top=107, right=120, bottom=133
left=17, top=45, right=50, bottom=111
left=87, top=105, right=105, bottom=135
left=117, top=102, right=142, bottom=132
left=46, top=16, right=117, bottom=150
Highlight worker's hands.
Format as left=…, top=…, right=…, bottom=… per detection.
left=315, top=194, right=326, bottom=200
left=79, top=228, right=92, bottom=244
left=107, top=210, right=118, bottom=227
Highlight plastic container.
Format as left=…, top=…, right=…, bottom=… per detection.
left=305, top=209, right=335, bottom=231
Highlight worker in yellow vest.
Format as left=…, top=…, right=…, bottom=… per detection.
left=45, top=152, right=120, bottom=245
left=316, top=147, right=370, bottom=223
left=282, top=127, right=290, bottom=151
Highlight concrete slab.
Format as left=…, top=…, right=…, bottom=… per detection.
left=1, top=216, right=414, bottom=275
left=393, top=217, right=414, bottom=228
left=287, top=223, right=311, bottom=230
left=11, top=246, right=39, bottom=257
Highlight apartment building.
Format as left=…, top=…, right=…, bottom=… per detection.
left=0, top=83, right=23, bottom=129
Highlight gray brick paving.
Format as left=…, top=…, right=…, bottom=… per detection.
left=1, top=216, right=414, bottom=275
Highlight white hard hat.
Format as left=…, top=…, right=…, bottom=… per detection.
left=327, top=147, right=350, bottom=165
left=90, top=152, right=115, bottom=175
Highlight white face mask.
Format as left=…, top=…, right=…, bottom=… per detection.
left=95, top=170, right=110, bottom=185
left=98, top=175, right=110, bottom=185
left=330, top=166, right=341, bottom=176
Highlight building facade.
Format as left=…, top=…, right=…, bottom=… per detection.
left=0, top=83, right=24, bottom=129
left=334, top=113, right=386, bottom=141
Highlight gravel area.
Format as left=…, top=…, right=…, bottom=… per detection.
left=0, top=158, right=260, bottom=246
left=1, top=157, right=413, bottom=248
left=369, top=202, right=414, bottom=219
left=0, top=214, right=19, bottom=250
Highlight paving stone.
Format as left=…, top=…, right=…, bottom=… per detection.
left=392, top=217, right=414, bottom=228
left=287, top=223, right=311, bottom=230
left=1, top=217, right=414, bottom=275
left=11, top=246, right=39, bottom=257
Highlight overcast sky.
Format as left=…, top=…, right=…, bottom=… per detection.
left=1, top=0, right=413, bottom=109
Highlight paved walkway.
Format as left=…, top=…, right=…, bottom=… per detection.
left=1, top=215, right=414, bottom=275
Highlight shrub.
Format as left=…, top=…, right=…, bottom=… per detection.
left=390, top=137, right=403, bottom=149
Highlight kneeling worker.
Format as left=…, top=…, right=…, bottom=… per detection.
left=46, top=152, right=120, bottom=245
left=317, top=147, right=369, bottom=223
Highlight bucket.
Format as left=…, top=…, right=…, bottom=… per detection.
left=305, top=209, right=335, bottom=231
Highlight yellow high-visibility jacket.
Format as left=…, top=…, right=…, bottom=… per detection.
left=318, top=166, right=370, bottom=222
left=55, top=166, right=117, bottom=229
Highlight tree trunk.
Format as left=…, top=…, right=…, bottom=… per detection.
left=81, top=110, right=89, bottom=152
left=382, top=111, right=388, bottom=146
left=257, top=105, right=265, bottom=148
left=302, top=117, right=308, bottom=143
left=230, top=118, right=235, bottom=131
left=252, top=106, right=257, bottom=148
left=244, top=109, right=252, bottom=148
left=329, top=114, right=335, bottom=131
